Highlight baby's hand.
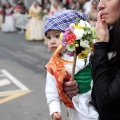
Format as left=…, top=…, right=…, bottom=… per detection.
left=51, top=112, right=62, bottom=120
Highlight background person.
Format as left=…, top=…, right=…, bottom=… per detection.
left=25, top=0, right=44, bottom=41
left=0, top=6, right=3, bottom=29
left=14, top=0, right=28, bottom=33
left=49, top=1, right=61, bottom=15
left=88, top=0, right=98, bottom=27
left=90, top=0, right=120, bottom=119
left=1, top=2, right=15, bottom=32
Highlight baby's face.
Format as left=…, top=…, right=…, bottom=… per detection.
left=46, top=30, right=62, bottom=52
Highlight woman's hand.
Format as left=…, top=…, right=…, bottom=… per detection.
left=95, top=11, right=109, bottom=43
left=63, top=80, right=79, bottom=99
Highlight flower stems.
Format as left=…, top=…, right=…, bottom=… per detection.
left=71, top=51, right=77, bottom=81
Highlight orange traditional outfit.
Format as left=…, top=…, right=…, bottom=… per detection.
left=45, top=44, right=74, bottom=108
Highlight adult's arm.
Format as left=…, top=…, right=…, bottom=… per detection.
left=90, top=42, right=120, bottom=110
left=63, top=80, right=79, bottom=99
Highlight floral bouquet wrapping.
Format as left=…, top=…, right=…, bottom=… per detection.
left=60, top=19, right=97, bottom=80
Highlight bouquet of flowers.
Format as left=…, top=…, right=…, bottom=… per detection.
left=60, top=19, right=97, bottom=80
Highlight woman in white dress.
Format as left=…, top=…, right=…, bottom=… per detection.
left=13, top=2, right=28, bottom=33
left=1, top=2, right=16, bottom=32
left=25, top=1, right=44, bottom=41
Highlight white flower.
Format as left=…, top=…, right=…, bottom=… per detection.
left=85, top=21, right=91, bottom=28
left=73, top=28, right=84, bottom=40
left=78, top=20, right=85, bottom=28
left=66, top=44, right=75, bottom=52
left=84, top=31, right=88, bottom=35
left=69, top=23, right=75, bottom=28
left=80, top=40, right=90, bottom=48
left=87, top=31, right=91, bottom=34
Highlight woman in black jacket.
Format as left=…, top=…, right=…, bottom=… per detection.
left=89, top=0, right=120, bottom=119
left=63, top=0, right=120, bottom=119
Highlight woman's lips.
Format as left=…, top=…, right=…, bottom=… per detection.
left=101, top=13, right=108, bottom=19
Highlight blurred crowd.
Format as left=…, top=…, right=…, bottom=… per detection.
left=0, top=0, right=98, bottom=44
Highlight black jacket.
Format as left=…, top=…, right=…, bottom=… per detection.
left=90, top=29, right=120, bottom=120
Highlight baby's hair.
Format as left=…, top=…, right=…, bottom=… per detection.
left=45, top=29, right=64, bottom=36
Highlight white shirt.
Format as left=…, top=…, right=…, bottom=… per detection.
left=45, top=53, right=90, bottom=116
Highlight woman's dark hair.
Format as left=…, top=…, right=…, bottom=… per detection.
left=114, top=18, right=120, bottom=61
left=114, top=0, right=120, bottom=61
left=6, top=2, right=11, bottom=8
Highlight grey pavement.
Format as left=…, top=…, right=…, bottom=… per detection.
left=0, top=32, right=67, bottom=120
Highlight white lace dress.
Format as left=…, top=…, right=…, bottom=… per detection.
left=1, top=7, right=16, bottom=32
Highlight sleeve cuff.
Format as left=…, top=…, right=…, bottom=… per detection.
left=94, top=42, right=108, bottom=51
left=49, top=101, right=61, bottom=116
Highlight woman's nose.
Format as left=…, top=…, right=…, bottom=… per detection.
left=98, top=1, right=106, bottom=11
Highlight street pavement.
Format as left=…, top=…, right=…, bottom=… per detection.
left=0, top=32, right=67, bottom=120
